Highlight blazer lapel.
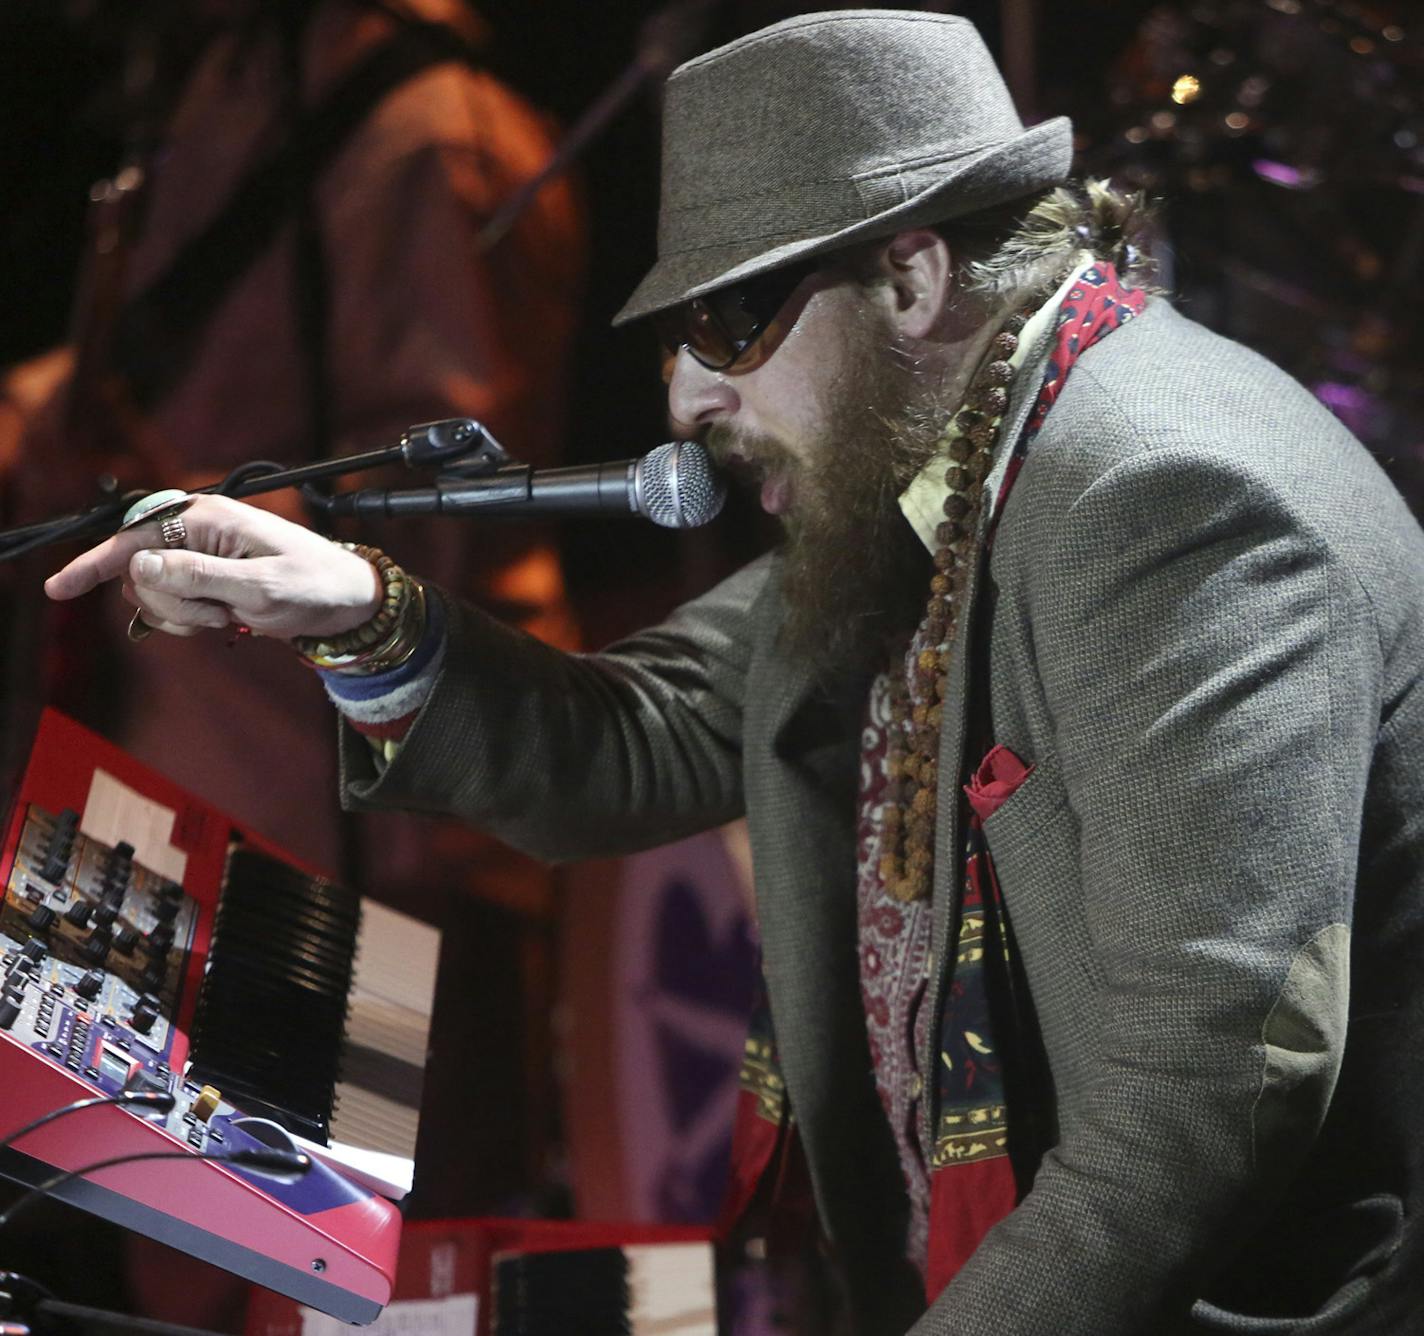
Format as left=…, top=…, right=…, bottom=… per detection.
left=920, top=326, right=1057, bottom=1150
left=746, top=630, right=863, bottom=1120
left=743, top=593, right=908, bottom=1250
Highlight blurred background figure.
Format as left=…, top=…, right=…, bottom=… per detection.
left=0, top=0, right=583, bottom=1326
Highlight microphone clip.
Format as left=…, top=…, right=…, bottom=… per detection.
left=400, top=418, right=512, bottom=477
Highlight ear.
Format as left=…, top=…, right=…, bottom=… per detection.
left=876, top=229, right=954, bottom=340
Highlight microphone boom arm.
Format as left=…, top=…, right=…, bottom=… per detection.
left=0, top=418, right=505, bottom=562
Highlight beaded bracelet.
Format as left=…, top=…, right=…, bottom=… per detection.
left=293, top=542, right=427, bottom=674
left=304, top=583, right=428, bottom=674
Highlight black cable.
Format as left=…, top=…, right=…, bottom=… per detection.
left=0, top=1092, right=176, bottom=1159
left=2, top=1269, right=230, bottom=1334
left=0, top=1147, right=311, bottom=1233
left=206, top=460, right=287, bottom=498
left=0, top=1267, right=53, bottom=1310
left=0, top=508, right=123, bottom=563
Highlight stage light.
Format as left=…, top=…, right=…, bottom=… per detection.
left=1172, top=74, right=1202, bottom=105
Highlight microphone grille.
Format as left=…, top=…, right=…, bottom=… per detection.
left=636, top=441, right=727, bottom=529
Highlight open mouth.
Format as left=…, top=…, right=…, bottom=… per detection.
left=759, top=474, right=793, bottom=515
left=709, top=444, right=794, bottom=516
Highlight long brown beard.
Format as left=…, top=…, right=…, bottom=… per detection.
left=710, top=327, right=943, bottom=680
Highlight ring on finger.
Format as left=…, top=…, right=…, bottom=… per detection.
left=127, top=611, right=154, bottom=643
left=118, top=489, right=197, bottom=536
left=160, top=515, right=188, bottom=548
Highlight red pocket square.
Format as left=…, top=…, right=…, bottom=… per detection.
left=963, top=744, right=1034, bottom=822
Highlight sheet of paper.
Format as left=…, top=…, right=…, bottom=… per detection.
left=627, top=1242, right=717, bottom=1334
left=300, top=1294, right=477, bottom=1335
left=81, top=769, right=189, bottom=883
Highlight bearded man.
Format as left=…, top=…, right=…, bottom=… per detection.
left=45, top=11, right=1424, bottom=1335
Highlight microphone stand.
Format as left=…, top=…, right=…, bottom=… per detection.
left=0, top=418, right=510, bottom=563
left=0, top=1273, right=227, bottom=1336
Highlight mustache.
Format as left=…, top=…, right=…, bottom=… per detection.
left=705, top=425, right=798, bottom=477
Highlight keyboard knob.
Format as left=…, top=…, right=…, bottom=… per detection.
left=0, top=997, right=20, bottom=1030
left=192, top=1085, right=222, bottom=1122
left=26, top=905, right=56, bottom=932
left=131, top=999, right=159, bottom=1034
left=76, top=970, right=104, bottom=1000
left=66, top=901, right=93, bottom=929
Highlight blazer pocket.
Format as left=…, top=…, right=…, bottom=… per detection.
left=978, top=749, right=1069, bottom=847
left=964, top=743, right=1034, bottom=820
left=1189, top=1193, right=1405, bottom=1333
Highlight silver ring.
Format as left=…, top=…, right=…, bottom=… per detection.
left=160, top=516, right=188, bottom=549
left=118, top=491, right=196, bottom=534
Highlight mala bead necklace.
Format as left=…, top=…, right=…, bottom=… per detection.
left=880, top=311, right=1028, bottom=904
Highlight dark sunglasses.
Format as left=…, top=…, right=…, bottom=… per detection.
left=653, top=261, right=818, bottom=371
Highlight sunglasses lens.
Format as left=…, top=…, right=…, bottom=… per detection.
left=702, top=290, right=762, bottom=347
left=654, top=262, right=814, bottom=370
left=688, top=299, right=741, bottom=366
left=653, top=301, right=737, bottom=369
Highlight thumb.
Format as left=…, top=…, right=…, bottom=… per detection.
left=131, top=550, right=164, bottom=583
left=129, top=548, right=264, bottom=610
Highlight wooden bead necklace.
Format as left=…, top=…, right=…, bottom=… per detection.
left=879, top=311, right=1028, bottom=904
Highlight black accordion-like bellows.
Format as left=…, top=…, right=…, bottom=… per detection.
left=493, top=1248, right=633, bottom=1336
left=186, top=845, right=361, bottom=1144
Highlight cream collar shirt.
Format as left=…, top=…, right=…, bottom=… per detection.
left=897, top=255, right=1096, bottom=554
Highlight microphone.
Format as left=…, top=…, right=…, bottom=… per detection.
left=325, top=440, right=727, bottom=529
left=0, top=1147, right=313, bottom=1232
left=0, top=1091, right=177, bottom=1157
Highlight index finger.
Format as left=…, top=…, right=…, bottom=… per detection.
left=46, top=528, right=159, bottom=601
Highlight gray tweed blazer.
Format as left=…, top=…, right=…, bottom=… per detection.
left=343, top=301, right=1424, bottom=1335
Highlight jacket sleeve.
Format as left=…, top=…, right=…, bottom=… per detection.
left=338, top=555, right=772, bottom=861
left=918, top=442, right=1380, bottom=1333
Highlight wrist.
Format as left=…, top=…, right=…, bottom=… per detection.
left=346, top=547, right=385, bottom=627
left=293, top=543, right=427, bottom=673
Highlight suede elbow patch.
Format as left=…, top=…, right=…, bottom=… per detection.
left=1250, top=922, right=1350, bottom=1171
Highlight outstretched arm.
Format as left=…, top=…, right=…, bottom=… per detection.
left=47, top=493, right=761, bottom=862
left=339, top=555, right=765, bottom=861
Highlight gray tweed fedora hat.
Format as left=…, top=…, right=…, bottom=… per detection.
left=614, top=9, right=1073, bottom=326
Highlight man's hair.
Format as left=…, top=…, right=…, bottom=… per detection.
left=950, top=177, right=1161, bottom=300
left=836, top=177, right=1161, bottom=307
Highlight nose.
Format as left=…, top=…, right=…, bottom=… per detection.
left=666, top=347, right=739, bottom=433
